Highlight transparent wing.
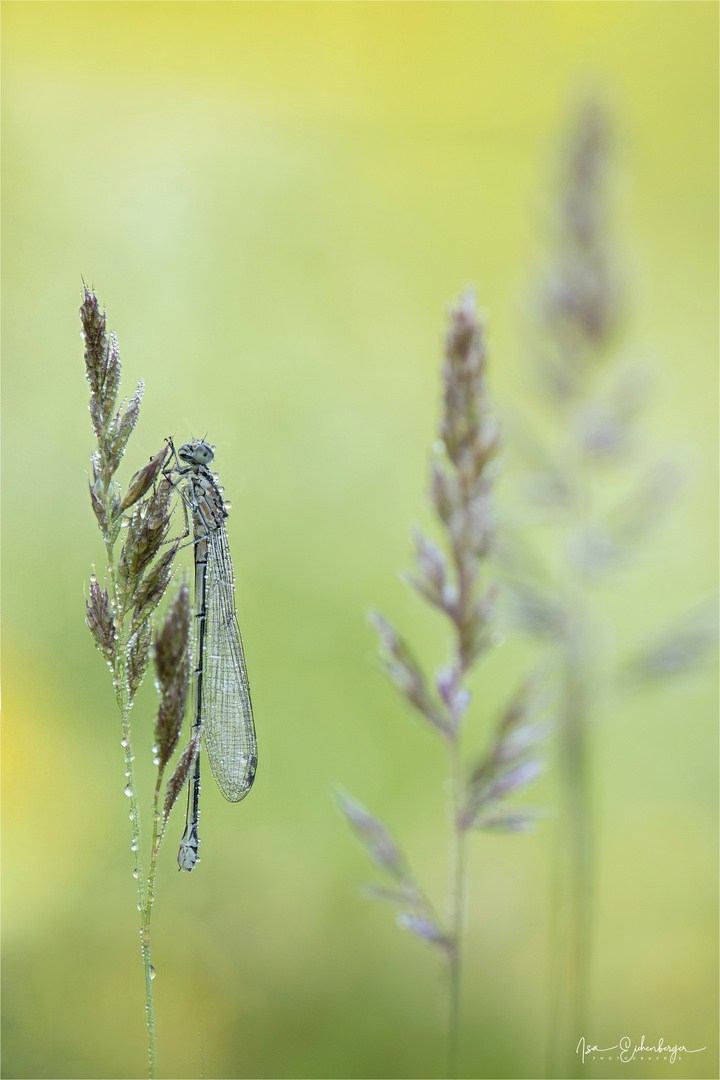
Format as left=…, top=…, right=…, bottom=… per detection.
left=201, top=525, right=257, bottom=802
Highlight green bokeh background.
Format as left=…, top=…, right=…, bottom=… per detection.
left=2, top=3, right=717, bottom=1079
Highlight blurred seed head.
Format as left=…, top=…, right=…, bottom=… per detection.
left=396, top=912, right=454, bottom=955
left=532, top=100, right=623, bottom=402
left=462, top=673, right=551, bottom=830
left=335, top=789, right=408, bottom=880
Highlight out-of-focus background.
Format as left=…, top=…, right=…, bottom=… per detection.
left=2, top=4, right=717, bottom=1079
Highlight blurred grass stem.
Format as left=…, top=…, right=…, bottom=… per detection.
left=340, top=292, right=548, bottom=1078
left=519, top=104, right=616, bottom=1078
left=446, top=733, right=468, bottom=1080
left=548, top=518, right=595, bottom=1077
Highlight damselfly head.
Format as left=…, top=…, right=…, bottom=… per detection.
left=179, top=440, right=215, bottom=466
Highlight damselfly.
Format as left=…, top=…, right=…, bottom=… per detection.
left=166, top=438, right=257, bottom=872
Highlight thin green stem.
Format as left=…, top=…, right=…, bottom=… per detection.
left=105, top=531, right=158, bottom=1080
left=124, top=725, right=158, bottom=1080
left=561, top=628, right=594, bottom=1064
left=147, top=783, right=164, bottom=926
left=545, top=838, right=566, bottom=1078
left=547, top=427, right=595, bottom=1079
left=446, top=733, right=468, bottom=1080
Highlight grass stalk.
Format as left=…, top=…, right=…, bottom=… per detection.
left=82, top=284, right=193, bottom=1078
left=101, top=528, right=158, bottom=1076
left=499, top=103, right=622, bottom=1076
left=553, top=433, right=595, bottom=1075
left=446, top=732, right=468, bottom=1079
left=509, top=100, right=714, bottom=1077
left=339, top=291, right=550, bottom=1079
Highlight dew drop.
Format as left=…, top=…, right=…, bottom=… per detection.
left=125, top=769, right=131, bottom=778
left=132, top=868, right=139, bottom=879
left=224, top=500, right=232, bottom=512
left=121, top=737, right=129, bottom=748
left=137, top=903, right=142, bottom=911
left=149, top=965, right=156, bottom=980
left=131, top=839, right=139, bottom=851
left=153, top=756, right=161, bottom=766
left=124, top=784, right=132, bottom=797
